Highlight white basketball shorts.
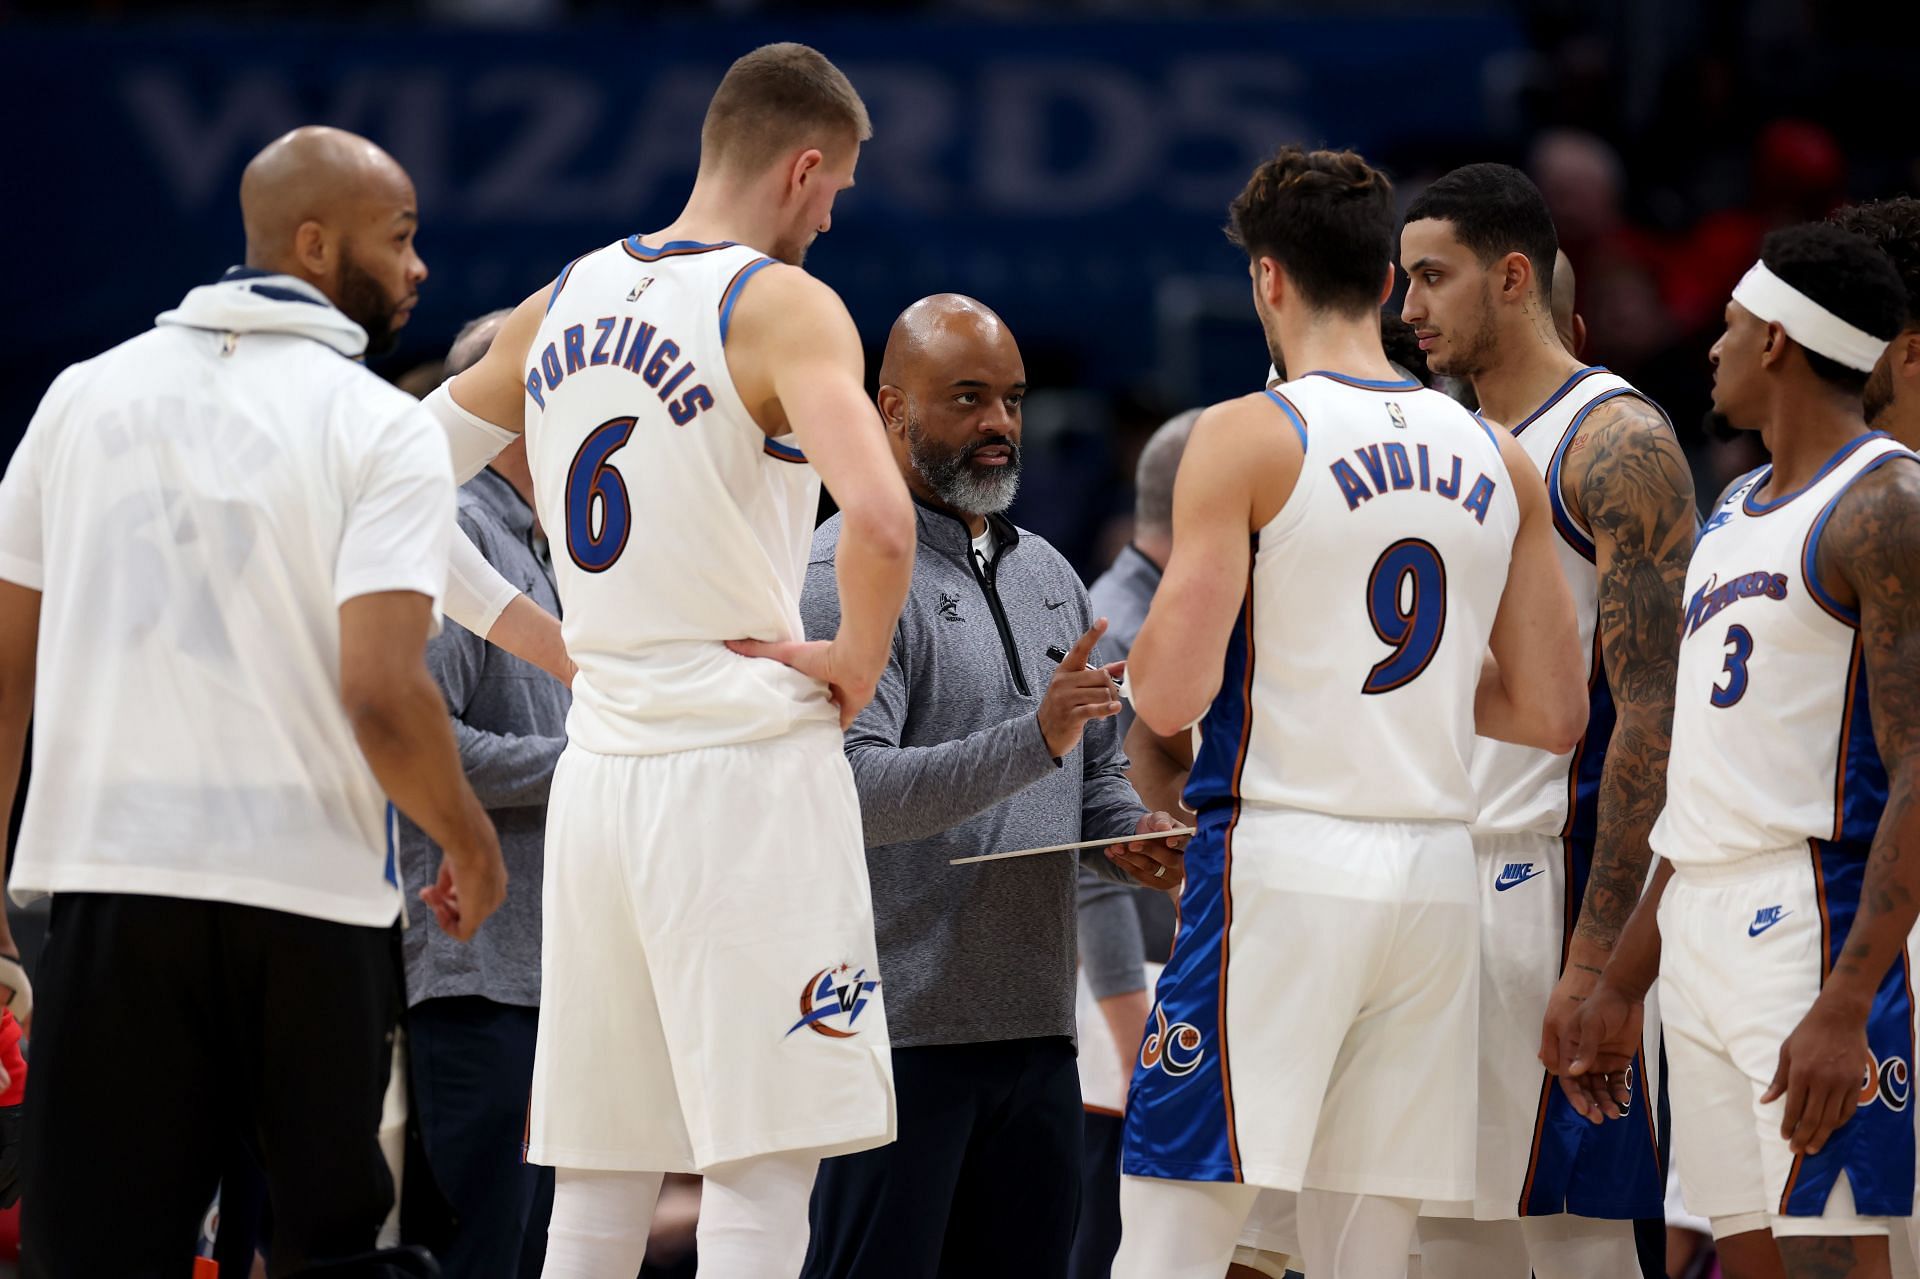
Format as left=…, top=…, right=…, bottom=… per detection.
left=526, top=726, right=895, bottom=1172
left=1122, top=803, right=1479, bottom=1200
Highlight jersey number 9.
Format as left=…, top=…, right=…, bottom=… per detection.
left=566, top=416, right=637, bottom=572
left=1363, top=538, right=1448, bottom=694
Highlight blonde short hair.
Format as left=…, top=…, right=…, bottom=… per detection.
left=701, top=43, right=872, bottom=176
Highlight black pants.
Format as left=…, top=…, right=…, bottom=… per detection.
left=21, top=892, right=401, bottom=1279
left=407, top=996, right=552, bottom=1279
left=802, top=1036, right=1083, bottom=1279
left=1067, top=1108, right=1124, bottom=1279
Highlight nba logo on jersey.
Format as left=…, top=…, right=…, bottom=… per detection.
left=786, top=965, right=880, bottom=1040
left=1386, top=401, right=1409, bottom=431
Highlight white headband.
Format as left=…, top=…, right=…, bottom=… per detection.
left=1731, top=261, right=1890, bottom=373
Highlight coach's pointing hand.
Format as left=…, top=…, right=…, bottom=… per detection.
left=1037, top=619, right=1123, bottom=759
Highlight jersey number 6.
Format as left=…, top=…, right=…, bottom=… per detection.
left=1363, top=538, right=1448, bottom=694
left=565, top=415, right=637, bottom=572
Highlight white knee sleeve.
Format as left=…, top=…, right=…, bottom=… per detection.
left=541, top=1167, right=663, bottom=1279
left=1417, top=1216, right=1531, bottom=1279
left=1518, top=1213, right=1641, bottom=1279
left=1113, top=1175, right=1261, bottom=1279
left=696, top=1150, right=820, bottom=1279
left=1300, top=1190, right=1420, bottom=1279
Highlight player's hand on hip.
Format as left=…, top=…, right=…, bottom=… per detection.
left=1037, top=618, right=1122, bottom=758
left=422, top=835, right=508, bottom=942
left=1761, top=994, right=1870, bottom=1156
left=1104, top=810, right=1187, bottom=891
left=727, top=637, right=878, bottom=730
left=1557, top=983, right=1642, bottom=1123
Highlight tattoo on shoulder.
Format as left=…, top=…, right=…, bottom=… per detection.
left=1575, top=397, right=1697, bottom=707
left=1822, top=458, right=1920, bottom=766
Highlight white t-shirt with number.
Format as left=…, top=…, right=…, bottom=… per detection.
left=0, top=273, right=454, bottom=927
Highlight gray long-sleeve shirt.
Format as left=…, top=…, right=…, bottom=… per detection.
left=1079, top=545, right=1182, bottom=1000
left=399, top=468, right=569, bottom=1009
left=800, top=499, right=1149, bottom=1048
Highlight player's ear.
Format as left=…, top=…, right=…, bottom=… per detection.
left=293, top=220, right=330, bottom=277
left=1897, top=331, right=1920, bottom=382
left=788, top=147, right=825, bottom=199
left=1571, top=313, right=1589, bottom=358
left=1759, top=321, right=1787, bottom=369
left=1377, top=262, right=1395, bottom=307
left=875, top=385, right=909, bottom=438
left=1500, top=252, right=1530, bottom=303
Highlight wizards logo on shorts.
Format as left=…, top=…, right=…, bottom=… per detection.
left=1139, top=1003, right=1205, bottom=1077
left=785, top=964, right=879, bottom=1039
left=1862, top=1051, right=1912, bottom=1112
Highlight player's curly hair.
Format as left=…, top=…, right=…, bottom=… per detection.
left=1759, top=222, right=1909, bottom=394
left=1830, top=198, right=1920, bottom=329
left=1227, top=146, right=1396, bottom=317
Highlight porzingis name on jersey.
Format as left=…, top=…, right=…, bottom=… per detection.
left=1330, top=440, right=1499, bottom=524
left=524, top=314, right=715, bottom=425
left=1684, top=570, right=1789, bottom=637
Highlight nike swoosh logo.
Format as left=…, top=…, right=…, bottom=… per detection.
left=1749, top=915, right=1789, bottom=937
left=1493, top=868, right=1543, bottom=892
left=1044, top=600, right=1068, bottom=611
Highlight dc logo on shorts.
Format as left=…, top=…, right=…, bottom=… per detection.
left=1860, top=1052, right=1912, bottom=1111
left=786, top=964, right=879, bottom=1040
left=1139, top=1003, right=1204, bottom=1077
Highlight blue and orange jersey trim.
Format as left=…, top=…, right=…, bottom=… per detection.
left=1263, top=388, right=1308, bottom=449
left=719, top=256, right=776, bottom=345
left=1302, top=370, right=1422, bottom=392
left=1802, top=450, right=1920, bottom=624
left=1510, top=366, right=1609, bottom=437
left=1745, top=431, right=1890, bottom=516
left=1543, top=387, right=1659, bottom=562
left=623, top=236, right=739, bottom=262
left=546, top=256, right=583, bottom=312
left=764, top=436, right=807, bottom=464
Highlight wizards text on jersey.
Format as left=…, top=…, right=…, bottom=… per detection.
left=1684, top=570, right=1789, bottom=637
left=1330, top=440, right=1499, bottom=524
left=524, top=314, right=715, bottom=425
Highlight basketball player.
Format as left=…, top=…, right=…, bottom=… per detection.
left=1398, top=163, right=1696, bottom=1277
left=1110, top=145, right=1589, bottom=1279
left=1831, top=199, right=1920, bottom=448
left=415, top=44, right=916, bottom=1278
left=2, top=125, right=509, bottom=1275
left=1563, top=222, right=1917, bottom=1279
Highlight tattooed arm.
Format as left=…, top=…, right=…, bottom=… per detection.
left=1539, top=395, right=1696, bottom=1071
left=1763, top=456, right=1920, bottom=1157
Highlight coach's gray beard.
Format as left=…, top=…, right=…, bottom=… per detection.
left=907, top=421, right=1021, bottom=516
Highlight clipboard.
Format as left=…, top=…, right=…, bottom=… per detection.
left=949, top=826, right=1196, bottom=866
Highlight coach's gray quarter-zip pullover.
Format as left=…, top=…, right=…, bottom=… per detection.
left=799, top=498, right=1150, bottom=1049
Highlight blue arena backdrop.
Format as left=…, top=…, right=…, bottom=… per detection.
left=0, top=13, right=1524, bottom=463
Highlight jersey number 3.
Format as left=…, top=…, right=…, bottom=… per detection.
left=1363, top=538, right=1448, bottom=694
left=1711, top=624, right=1752, bottom=708
left=566, top=416, right=637, bottom=572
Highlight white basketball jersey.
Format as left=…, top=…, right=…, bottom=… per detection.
left=1183, top=371, right=1519, bottom=823
left=1653, top=433, right=1915, bottom=866
left=523, top=236, right=835, bottom=756
left=1471, top=367, right=1659, bottom=842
